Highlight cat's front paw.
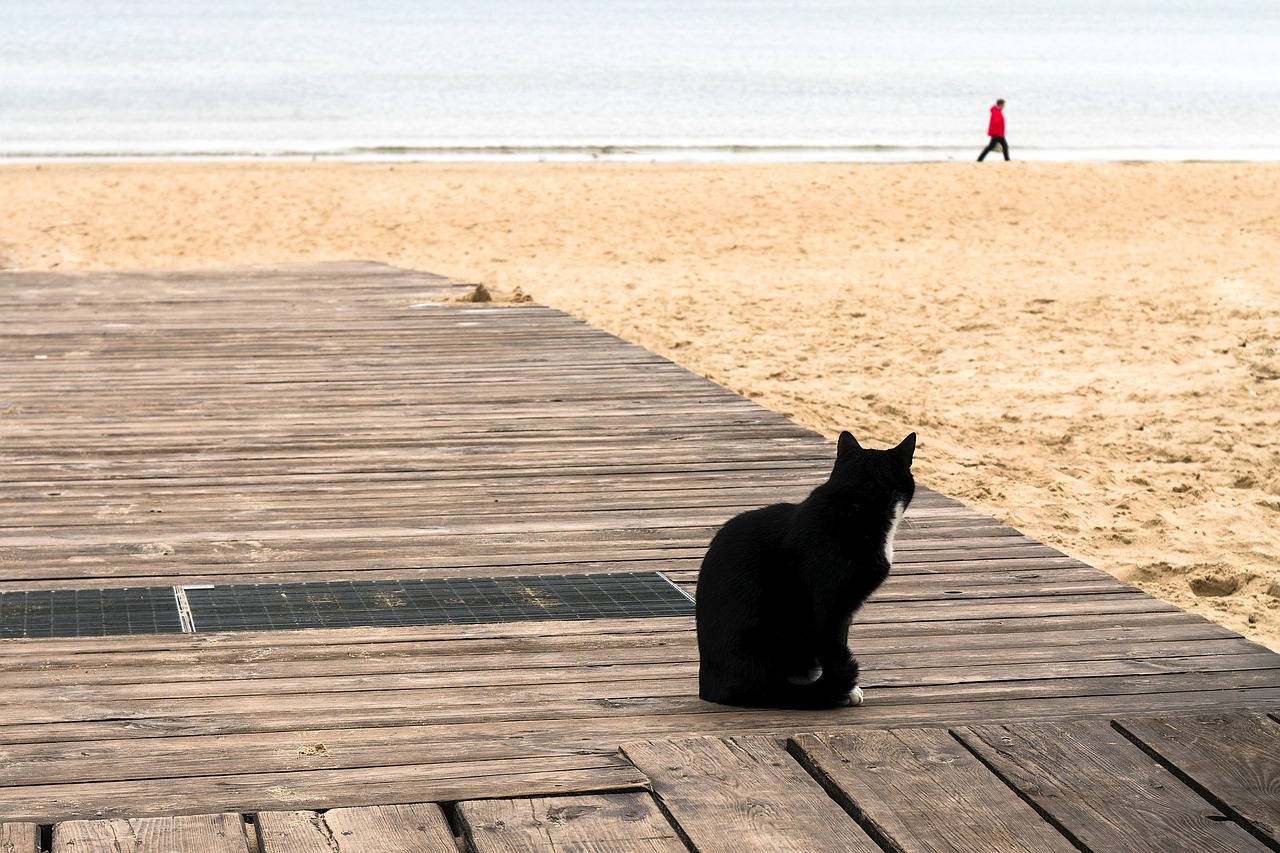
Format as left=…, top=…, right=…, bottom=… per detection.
left=843, top=685, right=865, bottom=707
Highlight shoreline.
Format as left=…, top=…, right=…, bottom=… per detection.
left=4, top=150, right=1280, bottom=166
left=2, top=159, right=1277, bottom=651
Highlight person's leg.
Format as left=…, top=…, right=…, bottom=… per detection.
left=998, top=136, right=1010, bottom=160
left=978, top=138, right=995, bottom=161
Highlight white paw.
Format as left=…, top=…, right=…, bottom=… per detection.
left=845, top=685, right=865, bottom=707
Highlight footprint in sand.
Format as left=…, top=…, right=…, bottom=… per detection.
left=1187, top=565, right=1250, bottom=598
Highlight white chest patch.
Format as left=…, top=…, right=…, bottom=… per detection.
left=883, top=500, right=906, bottom=565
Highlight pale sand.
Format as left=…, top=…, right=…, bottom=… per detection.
left=2, top=161, right=1277, bottom=651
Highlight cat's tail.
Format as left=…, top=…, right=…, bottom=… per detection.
left=799, top=655, right=860, bottom=709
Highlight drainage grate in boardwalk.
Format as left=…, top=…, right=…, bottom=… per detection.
left=184, top=574, right=695, bottom=632
left=0, top=573, right=695, bottom=638
left=0, top=587, right=185, bottom=639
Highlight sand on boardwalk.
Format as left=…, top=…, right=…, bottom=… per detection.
left=1, top=160, right=1277, bottom=651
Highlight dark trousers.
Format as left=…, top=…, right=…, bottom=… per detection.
left=978, top=136, right=1010, bottom=161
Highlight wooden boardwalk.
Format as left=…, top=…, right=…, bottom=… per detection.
left=2, top=263, right=1277, bottom=849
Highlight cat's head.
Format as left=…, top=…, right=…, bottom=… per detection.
left=830, top=431, right=917, bottom=510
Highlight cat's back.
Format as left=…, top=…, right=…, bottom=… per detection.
left=702, top=501, right=795, bottom=560
left=696, top=501, right=796, bottom=598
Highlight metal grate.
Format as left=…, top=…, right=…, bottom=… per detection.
left=0, top=587, right=185, bottom=639
left=183, top=573, right=694, bottom=632
left=0, top=574, right=694, bottom=638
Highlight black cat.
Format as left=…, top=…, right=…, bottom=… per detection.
left=696, top=432, right=916, bottom=709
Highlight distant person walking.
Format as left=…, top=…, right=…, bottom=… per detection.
left=978, top=99, right=1010, bottom=161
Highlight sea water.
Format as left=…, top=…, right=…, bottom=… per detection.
left=2, top=0, right=1277, bottom=161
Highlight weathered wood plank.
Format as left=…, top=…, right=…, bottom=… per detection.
left=0, top=824, right=39, bottom=853
left=4, top=637, right=1264, bottom=718
left=8, top=652, right=1276, bottom=733
left=51, top=813, right=250, bottom=853
left=956, top=719, right=1272, bottom=852
left=256, top=804, right=458, bottom=853
left=5, top=669, right=1277, bottom=752
left=789, top=728, right=1076, bottom=852
left=0, top=610, right=1239, bottom=670
left=0, top=550, right=1096, bottom=590
left=7, top=754, right=647, bottom=824
left=1115, top=711, right=1280, bottom=847
left=457, top=792, right=687, bottom=852
left=322, top=804, right=459, bottom=853
left=621, top=735, right=879, bottom=852
left=252, top=811, right=333, bottom=853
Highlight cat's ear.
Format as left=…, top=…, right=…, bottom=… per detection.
left=893, top=432, right=917, bottom=468
left=837, top=431, right=862, bottom=460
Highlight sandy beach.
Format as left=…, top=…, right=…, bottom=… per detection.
left=2, top=160, right=1276, bottom=651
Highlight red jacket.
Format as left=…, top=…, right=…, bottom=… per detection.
left=988, top=105, right=1005, bottom=137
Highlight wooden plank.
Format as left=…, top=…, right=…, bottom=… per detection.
left=0, top=824, right=39, bottom=853
left=621, top=735, right=879, bottom=852
left=8, top=614, right=1243, bottom=700
left=256, top=804, right=458, bottom=853
left=52, top=813, right=250, bottom=853
left=0, top=609, right=1244, bottom=677
left=8, top=754, right=646, bottom=824
left=1114, top=711, right=1280, bottom=847
left=866, top=651, right=1280, bottom=689
left=0, top=609, right=1239, bottom=670
left=0, top=616, right=697, bottom=663
left=252, top=811, right=333, bottom=853
left=0, top=658, right=698, bottom=716
left=0, top=474, right=980, bottom=514
left=7, top=652, right=1276, bottom=734
left=5, top=668, right=1277, bottom=752
left=321, top=804, right=458, bottom=853
left=956, top=719, right=1272, bottom=852
left=789, top=728, right=1076, bottom=852
left=5, top=637, right=1263, bottom=718
left=0, top=550, right=1101, bottom=591
left=457, top=792, right=687, bottom=852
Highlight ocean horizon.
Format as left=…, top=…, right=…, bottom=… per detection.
left=4, top=0, right=1278, bottom=163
